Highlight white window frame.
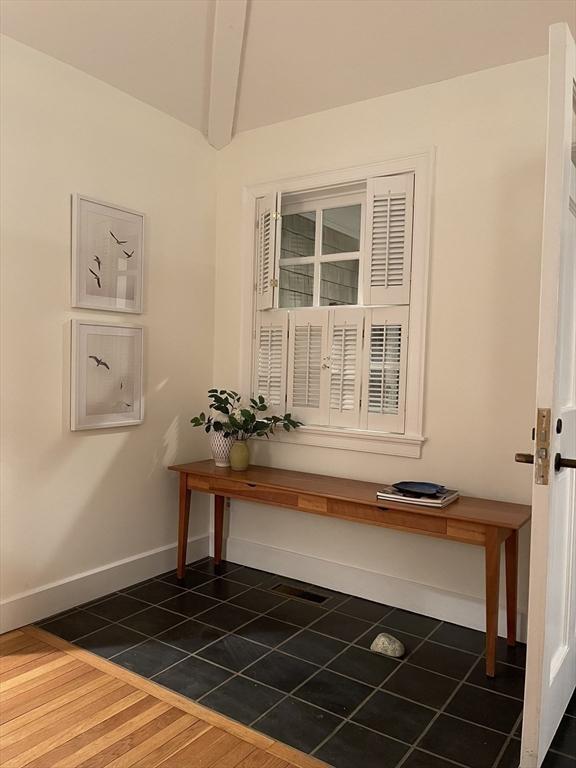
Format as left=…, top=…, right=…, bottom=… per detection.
left=239, top=149, right=435, bottom=459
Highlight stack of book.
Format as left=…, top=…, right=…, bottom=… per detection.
left=376, top=482, right=459, bottom=508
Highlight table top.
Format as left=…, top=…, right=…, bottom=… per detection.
left=169, top=460, right=531, bottom=530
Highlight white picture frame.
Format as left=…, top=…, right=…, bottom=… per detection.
left=72, top=194, right=144, bottom=313
left=71, top=320, right=144, bottom=431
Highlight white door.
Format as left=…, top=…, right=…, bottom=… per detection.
left=520, top=22, right=576, bottom=768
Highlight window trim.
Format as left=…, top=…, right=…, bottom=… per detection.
left=239, top=149, right=435, bottom=458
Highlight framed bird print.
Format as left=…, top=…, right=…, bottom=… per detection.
left=71, top=320, right=144, bottom=430
left=72, top=194, right=144, bottom=313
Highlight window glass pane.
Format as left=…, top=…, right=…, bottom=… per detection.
left=281, top=212, right=316, bottom=259
left=279, top=262, right=315, bottom=307
left=320, top=260, right=359, bottom=306
left=322, top=205, right=361, bottom=255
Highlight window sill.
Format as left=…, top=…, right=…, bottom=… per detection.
left=264, top=425, right=426, bottom=458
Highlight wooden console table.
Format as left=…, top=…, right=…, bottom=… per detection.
left=169, top=460, right=531, bottom=677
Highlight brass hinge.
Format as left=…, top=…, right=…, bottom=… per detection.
left=272, top=211, right=281, bottom=220
left=269, top=278, right=279, bottom=288
left=535, top=407, right=551, bottom=485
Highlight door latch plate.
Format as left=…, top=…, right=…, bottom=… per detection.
left=535, top=408, right=551, bottom=485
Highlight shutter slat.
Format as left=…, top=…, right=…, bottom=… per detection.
left=365, top=174, right=414, bottom=304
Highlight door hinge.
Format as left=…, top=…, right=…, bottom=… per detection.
left=269, top=278, right=279, bottom=288
left=272, top=211, right=281, bottom=220
left=535, top=407, right=551, bottom=485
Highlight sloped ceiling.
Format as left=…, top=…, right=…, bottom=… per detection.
left=1, top=0, right=575, bottom=148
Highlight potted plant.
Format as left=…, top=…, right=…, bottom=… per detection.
left=190, top=389, right=240, bottom=467
left=191, top=390, right=302, bottom=470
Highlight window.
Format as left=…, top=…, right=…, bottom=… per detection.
left=278, top=191, right=363, bottom=308
left=248, top=153, right=432, bottom=457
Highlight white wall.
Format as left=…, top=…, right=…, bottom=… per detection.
left=0, top=37, right=215, bottom=631
left=212, top=57, right=548, bottom=635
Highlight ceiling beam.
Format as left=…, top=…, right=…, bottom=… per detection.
left=207, top=0, right=248, bottom=149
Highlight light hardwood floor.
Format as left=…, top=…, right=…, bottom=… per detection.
left=0, top=625, right=327, bottom=768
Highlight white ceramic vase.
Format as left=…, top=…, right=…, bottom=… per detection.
left=209, top=429, right=234, bottom=467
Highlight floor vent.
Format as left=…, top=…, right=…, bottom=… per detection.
left=271, top=583, right=330, bottom=604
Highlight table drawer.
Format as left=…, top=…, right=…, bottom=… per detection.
left=329, top=500, right=447, bottom=535
left=197, top=476, right=299, bottom=508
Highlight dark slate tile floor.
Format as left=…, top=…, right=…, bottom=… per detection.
left=37, top=557, right=576, bottom=768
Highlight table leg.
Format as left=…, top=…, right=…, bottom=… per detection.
left=177, top=473, right=191, bottom=581
left=505, top=530, right=518, bottom=647
left=485, top=527, right=501, bottom=677
left=214, top=495, right=225, bottom=565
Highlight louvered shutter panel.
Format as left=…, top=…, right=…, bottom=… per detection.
left=287, top=309, right=329, bottom=425
left=361, top=306, right=409, bottom=433
left=256, top=192, right=279, bottom=310
left=327, top=309, right=364, bottom=429
left=254, top=311, right=288, bottom=408
left=365, top=173, right=414, bottom=305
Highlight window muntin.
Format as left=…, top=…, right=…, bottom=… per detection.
left=278, top=192, right=364, bottom=309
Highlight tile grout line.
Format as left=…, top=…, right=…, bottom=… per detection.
left=395, top=649, right=497, bottom=768
left=491, top=710, right=524, bottom=768
left=37, top=559, right=530, bottom=768
left=44, top=611, right=528, bottom=754
left=43, top=572, right=526, bottom=722
left=309, top=618, right=443, bottom=761
left=191, top=591, right=397, bottom=725
left=52, top=563, right=527, bottom=679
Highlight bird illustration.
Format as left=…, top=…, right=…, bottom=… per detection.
left=88, top=356, right=110, bottom=369
left=109, top=230, right=127, bottom=245
left=123, top=402, right=132, bottom=408
left=89, top=268, right=101, bottom=288
left=120, top=380, right=124, bottom=390
left=93, top=255, right=101, bottom=271
left=122, top=250, right=134, bottom=259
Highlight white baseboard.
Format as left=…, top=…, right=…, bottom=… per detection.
left=223, top=536, right=528, bottom=642
left=0, top=534, right=210, bottom=634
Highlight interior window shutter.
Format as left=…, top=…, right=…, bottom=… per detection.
left=327, top=308, right=364, bottom=429
left=287, top=309, right=329, bottom=425
left=365, top=173, right=414, bottom=305
left=253, top=311, right=288, bottom=408
left=361, top=306, right=409, bottom=433
left=256, top=192, right=280, bottom=311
